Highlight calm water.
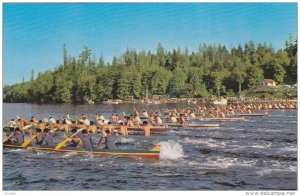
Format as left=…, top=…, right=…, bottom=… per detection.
left=2, top=103, right=297, bottom=190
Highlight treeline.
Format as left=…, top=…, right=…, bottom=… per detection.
left=4, top=36, right=297, bottom=104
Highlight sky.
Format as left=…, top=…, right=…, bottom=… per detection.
left=3, top=3, right=297, bottom=85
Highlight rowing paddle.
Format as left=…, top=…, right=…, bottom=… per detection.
left=54, top=128, right=82, bottom=150
left=150, top=144, right=161, bottom=151
left=21, top=134, right=38, bottom=147
left=3, top=133, right=14, bottom=143
left=23, top=124, right=32, bottom=130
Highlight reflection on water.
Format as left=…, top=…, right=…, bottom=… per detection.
left=2, top=103, right=297, bottom=190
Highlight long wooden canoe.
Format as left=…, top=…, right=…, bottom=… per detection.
left=98, top=125, right=168, bottom=132
left=227, top=112, right=268, bottom=117
left=268, top=107, right=297, bottom=110
left=126, top=126, right=168, bottom=132
left=117, top=135, right=179, bottom=141
left=3, top=144, right=160, bottom=159
left=166, top=123, right=219, bottom=128
left=188, top=117, right=245, bottom=122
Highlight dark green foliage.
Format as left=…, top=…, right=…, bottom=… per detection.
left=167, top=69, right=187, bottom=97
left=4, top=37, right=297, bottom=103
left=244, top=86, right=297, bottom=100
left=150, top=67, right=172, bottom=95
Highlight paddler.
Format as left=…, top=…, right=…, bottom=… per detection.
left=116, top=114, right=122, bottom=123
left=111, top=114, right=118, bottom=124
left=142, top=121, right=151, bottom=136
left=101, top=123, right=110, bottom=138
left=42, top=117, right=49, bottom=123
left=36, top=120, right=46, bottom=132
left=27, top=119, right=37, bottom=136
left=61, top=117, right=72, bottom=125
left=99, top=114, right=106, bottom=121
left=219, top=109, right=226, bottom=118
left=3, top=127, right=14, bottom=136
left=133, top=114, right=142, bottom=126
left=16, top=118, right=25, bottom=131
left=9, top=127, right=25, bottom=146
left=103, top=129, right=116, bottom=149
left=7, top=119, right=17, bottom=127
left=35, top=128, right=44, bottom=145
left=245, top=106, right=252, bottom=114
left=38, top=128, right=57, bottom=148
left=189, top=110, right=196, bottom=119
left=95, top=114, right=102, bottom=126
left=3, top=127, right=15, bottom=144
left=118, top=122, right=128, bottom=136
left=141, top=110, right=149, bottom=117
left=214, top=107, right=225, bottom=118
left=126, top=116, right=134, bottom=127
left=156, top=110, right=162, bottom=117
left=149, top=115, right=156, bottom=125
left=107, top=122, right=117, bottom=134
left=30, top=116, right=39, bottom=123
left=76, top=121, right=86, bottom=129
left=207, top=110, right=215, bottom=118
left=49, top=120, right=61, bottom=130
left=87, top=121, right=97, bottom=134
left=79, top=129, right=94, bottom=150
left=82, top=115, right=90, bottom=126
left=170, top=114, right=177, bottom=123
left=227, top=106, right=235, bottom=115
left=172, top=108, right=178, bottom=117
left=67, top=128, right=81, bottom=147
left=58, top=120, right=71, bottom=133
left=48, top=116, right=56, bottom=124
left=179, top=114, right=187, bottom=126
left=154, top=115, right=163, bottom=126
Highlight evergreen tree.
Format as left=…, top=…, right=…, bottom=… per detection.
left=4, top=38, right=297, bottom=103
left=30, top=69, right=35, bottom=82
left=98, top=54, right=105, bottom=67
left=63, top=43, right=67, bottom=67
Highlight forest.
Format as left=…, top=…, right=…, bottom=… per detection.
left=3, top=35, right=297, bottom=104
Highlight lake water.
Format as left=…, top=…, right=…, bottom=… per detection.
left=2, top=103, right=297, bottom=190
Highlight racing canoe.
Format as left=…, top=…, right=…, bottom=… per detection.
left=98, top=125, right=168, bottom=132
left=117, top=135, right=179, bottom=141
left=166, top=123, right=219, bottom=128
left=227, top=112, right=268, bottom=117
left=3, top=144, right=161, bottom=159
left=126, top=126, right=168, bottom=132
left=188, top=117, right=245, bottom=122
